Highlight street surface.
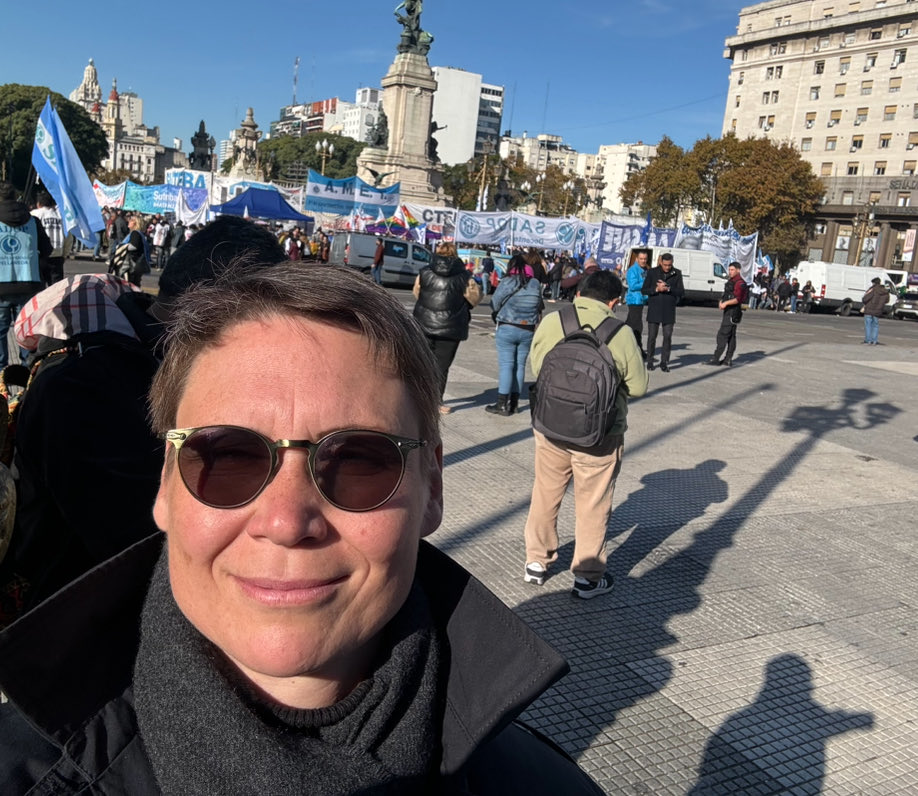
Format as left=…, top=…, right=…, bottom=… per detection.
left=65, top=255, right=918, bottom=793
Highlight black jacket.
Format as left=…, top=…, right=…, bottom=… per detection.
left=0, top=536, right=603, bottom=795
left=413, top=256, right=475, bottom=341
left=641, top=265, right=685, bottom=325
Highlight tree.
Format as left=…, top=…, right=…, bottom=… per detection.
left=0, top=84, right=109, bottom=191
left=255, top=133, right=367, bottom=182
left=93, top=167, right=138, bottom=186
left=621, top=133, right=824, bottom=264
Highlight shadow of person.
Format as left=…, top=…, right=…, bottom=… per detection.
left=688, top=654, right=874, bottom=795
left=604, top=460, right=728, bottom=579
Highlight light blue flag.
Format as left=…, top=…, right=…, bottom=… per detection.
left=31, top=97, right=105, bottom=247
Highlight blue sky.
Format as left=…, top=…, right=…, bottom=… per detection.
left=3, top=0, right=742, bottom=156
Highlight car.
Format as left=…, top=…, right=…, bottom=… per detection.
left=894, top=291, right=918, bottom=321
left=328, top=232, right=432, bottom=288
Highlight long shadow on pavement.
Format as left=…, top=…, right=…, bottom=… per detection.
left=509, top=388, right=898, bottom=788
left=687, top=653, right=873, bottom=794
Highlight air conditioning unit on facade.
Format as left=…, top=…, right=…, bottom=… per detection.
left=828, top=119, right=838, bottom=126
left=854, top=119, right=862, bottom=125
left=805, top=120, right=814, bottom=128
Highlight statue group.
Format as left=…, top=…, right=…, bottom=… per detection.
left=394, top=0, right=433, bottom=55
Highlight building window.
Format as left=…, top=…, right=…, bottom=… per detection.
left=811, top=86, right=821, bottom=99
left=856, top=107, right=868, bottom=123
left=861, top=79, right=873, bottom=94
left=801, top=137, right=813, bottom=151
left=779, top=41, right=787, bottom=53
left=815, top=60, right=825, bottom=74
left=806, top=111, right=817, bottom=128
left=884, top=105, right=897, bottom=120
left=869, top=28, right=882, bottom=40
left=842, top=191, right=855, bottom=204
left=770, top=43, right=779, bottom=54
left=869, top=191, right=882, bottom=203
left=738, top=71, right=745, bottom=85
left=768, top=115, right=776, bottom=127
left=892, top=48, right=906, bottom=67
left=847, top=162, right=859, bottom=175
left=826, top=136, right=838, bottom=150
left=840, top=57, right=851, bottom=74
left=890, top=76, right=902, bottom=92
left=735, top=95, right=741, bottom=108
left=908, top=132, right=918, bottom=149
left=776, top=65, right=783, bottom=78
left=903, top=160, right=916, bottom=175
left=898, top=193, right=911, bottom=206
left=851, top=135, right=864, bottom=150
left=763, top=92, right=771, bottom=104
left=741, top=50, right=748, bottom=61
left=844, top=32, right=856, bottom=45
left=766, top=66, right=774, bottom=79
left=835, top=83, right=846, bottom=96
left=829, top=109, right=842, bottom=126
left=880, top=133, right=892, bottom=147
left=898, top=24, right=911, bottom=37
left=874, top=161, right=887, bottom=175
left=821, top=162, right=833, bottom=176
left=772, top=91, right=779, bottom=103
left=820, top=35, right=831, bottom=49
left=731, top=119, right=737, bottom=132
left=865, top=52, right=878, bottom=69
left=758, top=116, right=768, bottom=128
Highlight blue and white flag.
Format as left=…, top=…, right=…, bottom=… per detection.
left=31, top=97, right=105, bottom=247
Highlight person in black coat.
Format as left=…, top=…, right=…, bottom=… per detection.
left=412, top=241, right=481, bottom=414
left=641, top=252, right=685, bottom=372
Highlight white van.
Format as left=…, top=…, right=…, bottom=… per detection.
left=787, top=260, right=898, bottom=316
left=624, top=247, right=727, bottom=303
left=329, top=232, right=432, bottom=287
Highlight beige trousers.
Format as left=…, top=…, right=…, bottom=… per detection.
left=523, top=430, right=624, bottom=581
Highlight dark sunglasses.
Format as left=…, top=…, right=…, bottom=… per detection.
left=165, top=426, right=427, bottom=512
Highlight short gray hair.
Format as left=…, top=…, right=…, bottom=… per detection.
left=149, top=263, right=441, bottom=442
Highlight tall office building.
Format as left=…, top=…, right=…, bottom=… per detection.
left=430, top=67, right=503, bottom=165
left=723, top=0, right=918, bottom=267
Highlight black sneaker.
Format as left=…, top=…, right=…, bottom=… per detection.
left=705, top=358, right=721, bottom=366
left=524, top=562, right=546, bottom=586
left=571, top=575, right=614, bottom=599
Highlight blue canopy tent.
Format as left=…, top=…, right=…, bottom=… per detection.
left=211, top=187, right=313, bottom=222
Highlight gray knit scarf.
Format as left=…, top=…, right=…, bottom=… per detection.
left=133, top=550, right=442, bottom=795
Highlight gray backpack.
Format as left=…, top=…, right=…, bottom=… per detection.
left=530, top=305, right=624, bottom=447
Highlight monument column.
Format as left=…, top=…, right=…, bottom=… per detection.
left=356, top=1, right=444, bottom=206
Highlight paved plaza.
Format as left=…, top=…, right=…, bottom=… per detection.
left=417, top=298, right=918, bottom=795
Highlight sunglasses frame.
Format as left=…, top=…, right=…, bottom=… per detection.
left=164, top=425, right=427, bottom=512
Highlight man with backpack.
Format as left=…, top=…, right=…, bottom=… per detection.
left=522, top=270, right=648, bottom=599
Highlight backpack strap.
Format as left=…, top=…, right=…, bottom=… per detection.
left=593, top=317, right=625, bottom=346
left=558, top=303, right=582, bottom=337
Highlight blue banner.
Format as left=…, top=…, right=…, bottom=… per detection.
left=122, top=183, right=208, bottom=214
left=305, top=170, right=399, bottom=216
left=31, top=97, right=105, bottom=246
left=596, top=220, right=677, bottom=270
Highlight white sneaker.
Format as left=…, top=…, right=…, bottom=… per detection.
left=524, top=562, right=546, bottom=586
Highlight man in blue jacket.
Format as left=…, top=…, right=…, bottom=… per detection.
left=625, top=249, right=650, bottom=356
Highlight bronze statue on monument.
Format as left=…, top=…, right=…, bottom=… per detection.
left=394, top=0, right=434, bottom=55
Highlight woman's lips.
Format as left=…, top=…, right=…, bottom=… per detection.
left=233, top=575, right=347, bottom=606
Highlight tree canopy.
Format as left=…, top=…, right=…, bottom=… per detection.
left=243, top=133, right=367, bottom=182
left=620, top=134, right=825, bottom=265
left=0, top=84, right=110, bottom=191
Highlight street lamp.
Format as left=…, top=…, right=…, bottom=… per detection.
left=535, top=172, right=546, bottom=214
left=562, top=179, right=575, bottom=216
left=853, top=198, right=878, bottom=266
left=315, top=138, right=334, bottom=176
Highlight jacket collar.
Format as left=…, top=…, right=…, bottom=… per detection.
left=0, top=536, right=567, bottom=773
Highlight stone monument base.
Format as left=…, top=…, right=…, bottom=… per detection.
left=358, top=147, right=443, bottom=206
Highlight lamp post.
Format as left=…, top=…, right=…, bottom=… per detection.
left=315, top=138, right=334, bottom=176
left=535, top=172, right=546, bottom=214
left=562, top=179, right=575, bottom=216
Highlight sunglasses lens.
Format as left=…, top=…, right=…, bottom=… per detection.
left=313, top=431, right=405, bottom=511
left=178, top=427, right=272, bottom=508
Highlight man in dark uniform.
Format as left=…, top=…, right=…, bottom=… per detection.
left=641, top=252, right=684, bottom=372
left=707, top=261, right=749, bottom=368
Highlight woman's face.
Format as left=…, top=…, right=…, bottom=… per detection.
left=154, top=315, right=443, bottom=706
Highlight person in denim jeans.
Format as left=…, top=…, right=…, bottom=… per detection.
left=861, top=277, right=889, bottom=345
left=485, top=254, right=543, bottom=416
